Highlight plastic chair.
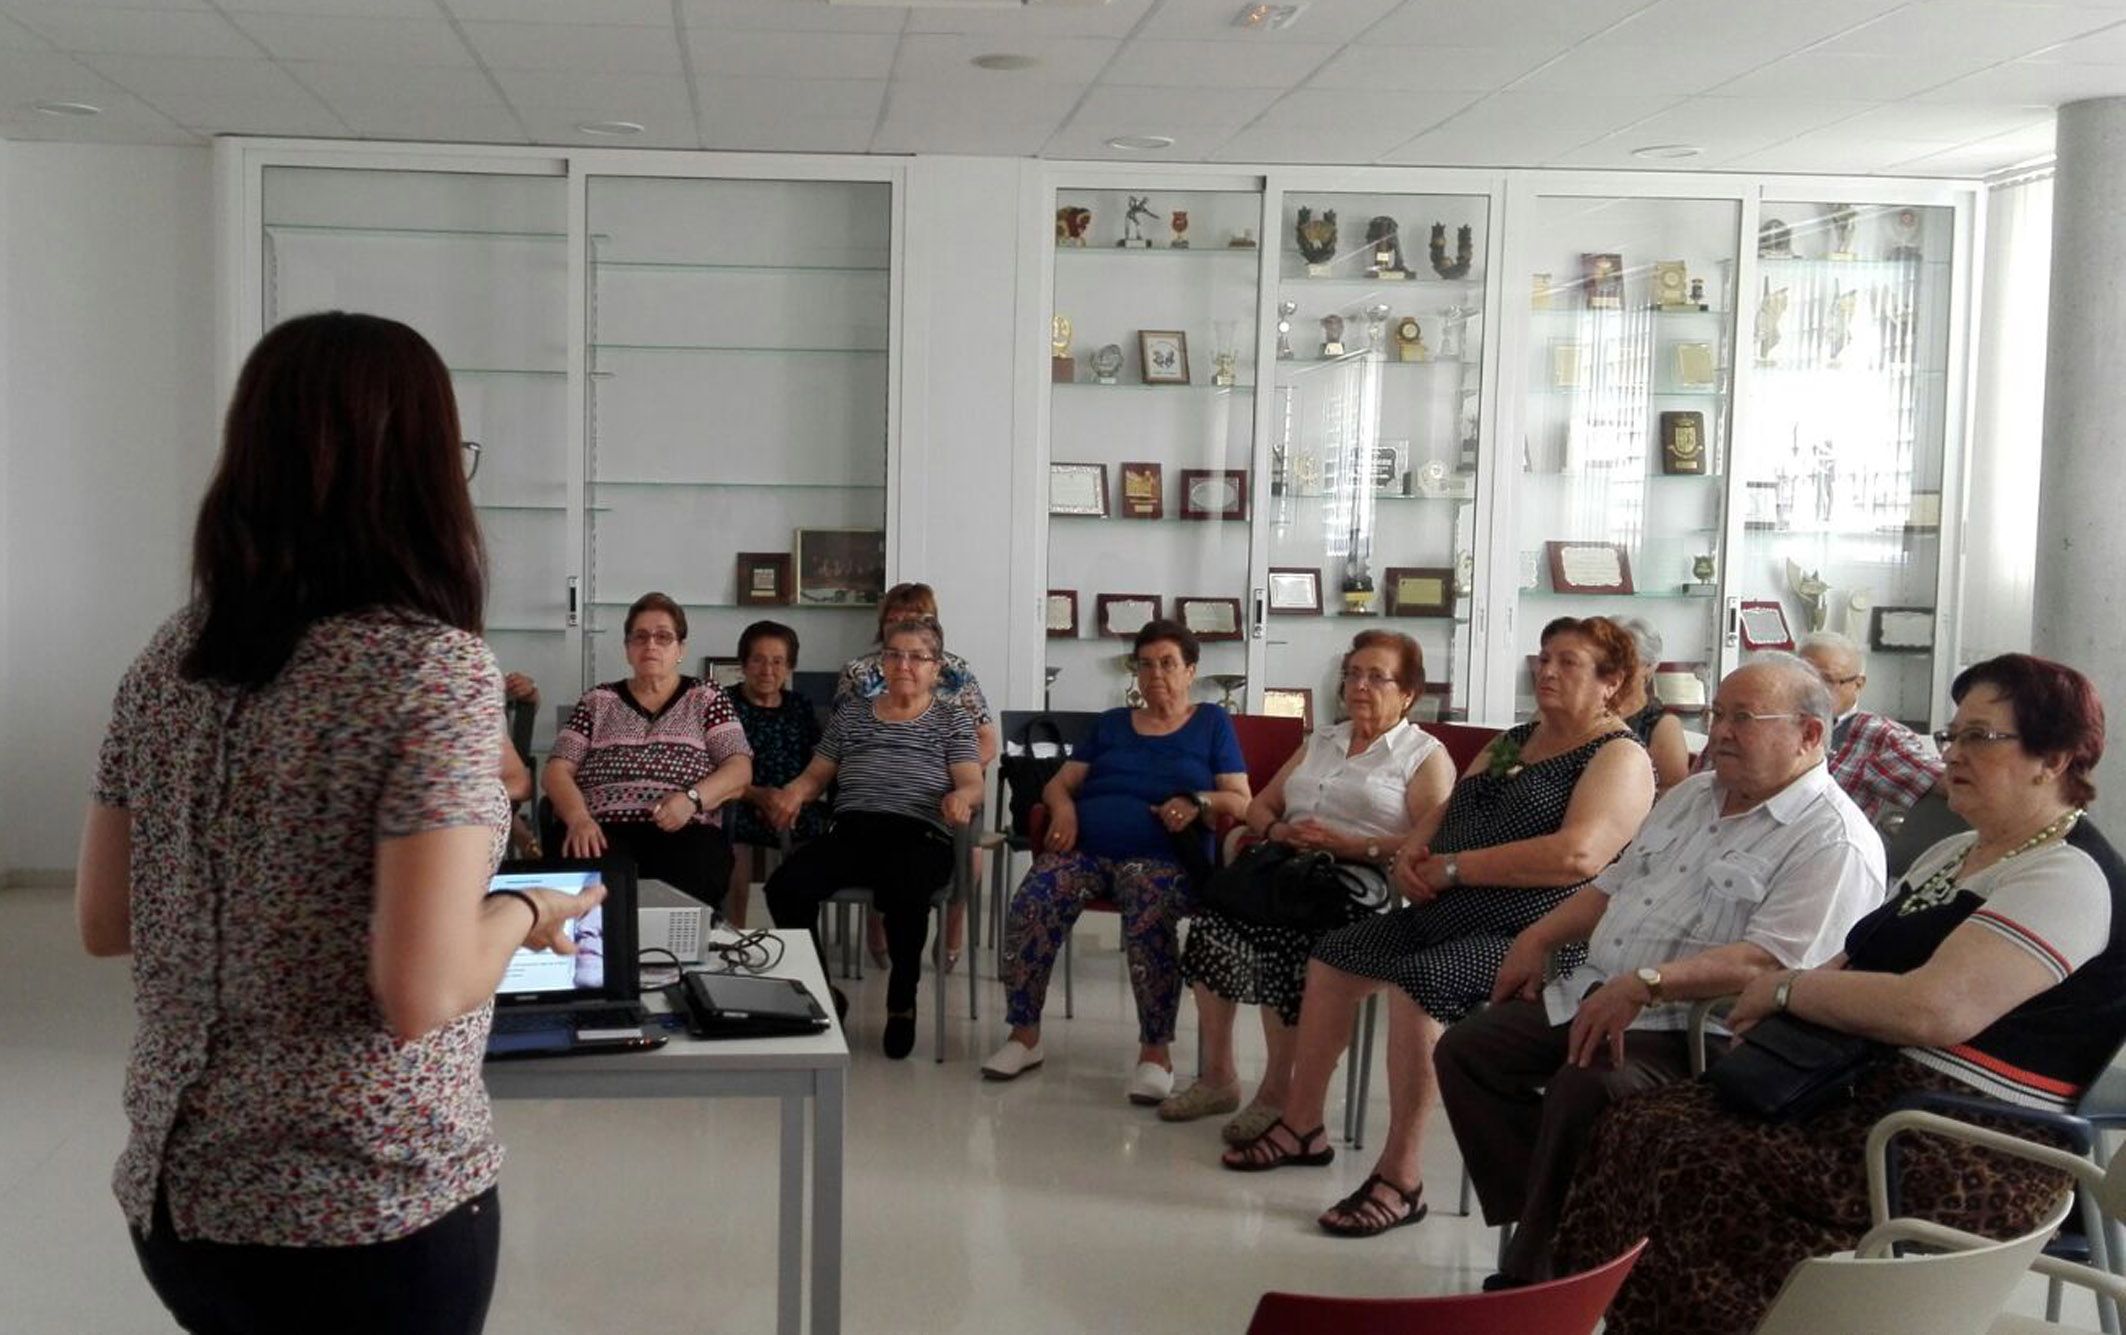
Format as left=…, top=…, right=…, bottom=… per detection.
left=1243, top=1237, right=1645, bottom=1335
left=987, top=710, right=1104, bottom=983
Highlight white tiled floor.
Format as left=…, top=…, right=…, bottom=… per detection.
left=0, top=883, right=2089, bottom=1333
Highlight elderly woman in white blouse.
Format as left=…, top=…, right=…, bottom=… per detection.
left=1163, top=631, right=1457, bottom=1138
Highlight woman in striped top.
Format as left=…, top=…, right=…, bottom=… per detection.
left=763, top=617, right=985, bottom=1059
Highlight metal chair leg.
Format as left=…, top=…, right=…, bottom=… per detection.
left=1063, top=930, right=1075, bottom=1020
left=1342, top=1007, right=1363, bottom=1145
left=934, top=900, right=948, bottom=1064
left=1458, top=1167, right=1474, bottom=1217
left=1347, top=994, right=1378, bottom=1150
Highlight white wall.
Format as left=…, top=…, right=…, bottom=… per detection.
left=1, top=143, right=217, bottom=875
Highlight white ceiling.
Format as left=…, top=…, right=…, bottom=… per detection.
left=0, top=0, right=2116, bottom=176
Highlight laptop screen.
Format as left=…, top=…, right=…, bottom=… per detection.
left=490, top=856, right=639, bottom=1007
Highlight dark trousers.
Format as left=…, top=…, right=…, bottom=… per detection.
left=601, top=819, right=734, bottom=911
left=1434, top=997, right=1709, bottom=1283
left=131, top=1187, right=500, bottom=1335
left=765, top=810, right=955, bottom=1012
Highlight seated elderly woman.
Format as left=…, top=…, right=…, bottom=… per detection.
left=544, top=592, right=753, bottom=907
left=723, top=620, right=829, bottom=927
left=838, top=582, right=999, bottom=970
left=1220, top=616, right=1654, bottom=1241
left=1160, top=630, right=1457, bottom=1136
left=1611, top=616, right=1690, bottom=793
left=981, top=619, right=1252, bottom=1105
left=763, top=616, right=985, bottom=1059
left=1553, top=653, right=2126, bottom=1335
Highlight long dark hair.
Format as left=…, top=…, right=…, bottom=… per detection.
left=182, top=312, right=485, bottom=686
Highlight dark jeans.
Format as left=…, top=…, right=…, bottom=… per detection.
left=764, top=809, right=955, bottom=1012
left=131, top=1186, right=500, bottom=1335
left=600, top=819, right=735, bottom=910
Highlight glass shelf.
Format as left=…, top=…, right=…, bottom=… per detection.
left=488, top=624, right=567, bottom=634
left=1280, top=272, right=1486, bottom=288
left=450, top=366, right=565, bottom=378
left=1519, top=589, right=1719, bottom=600
left=592, top=259, right=886, bottom=275
left=587, top=600, right=875, bottom=613
left=1057, top=246, right=1259, bottom=260
left=474, top=502, right=569, bottom=513
left=1530, top=306, right=1727, bottom=319
left=1054, top=381, right=1256, bottom=393
left=1273, top=490, right=1468, bottom=503
left=590, top=343, right=886, bottom=355
left=264, top=221, right=566, bottom=241
left=591, top=479, right=885, bottom=491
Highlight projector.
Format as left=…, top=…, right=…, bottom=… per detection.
left=639, top=879, right=713, bottom=962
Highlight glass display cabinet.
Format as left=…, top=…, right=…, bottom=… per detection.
left=1262, top=189, right=1491, bottom=727
left=1043, top=183, right=1262, bottom=713
left=584, top=176, right=893, bottom=690
left=1732, top=200, right=1957, bottom=729
left=1510, top=192, right=1741, bottom=723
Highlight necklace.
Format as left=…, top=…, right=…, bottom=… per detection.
left=1896, top=807, right=2082, bottom=917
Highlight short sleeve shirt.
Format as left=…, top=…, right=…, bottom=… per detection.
left=835, top=649, right=994, bottom=728
left=818, top=696, right=980, bottom=831
left=549, top=677, right=751, bottom=825
left=94, top=609, right=510, bottom=1246
left=1827, top=710, right=1944, bottom=822
left=1282, top=719, right=1441, bottom=841
left=1073, top=705, right=1247, bottom=862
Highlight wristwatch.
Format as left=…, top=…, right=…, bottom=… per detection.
left=1774, top=972, right=1796, bottom=1012
left=1441, top=854, right=1462, bottom=887
left=1366, top=841, right=1382, bottom=866
left=1635, top=966, right=1665, bottom=1004
left=686, top=787, right=705, bottom=813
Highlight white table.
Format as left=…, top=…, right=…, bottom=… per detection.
left=484, top=929, right=848, bottom=1335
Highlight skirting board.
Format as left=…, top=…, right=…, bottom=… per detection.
left=4, top=869, right=72, bottom=889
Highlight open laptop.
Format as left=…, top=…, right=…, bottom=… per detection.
left=483, top=855, right=655, bottom=1059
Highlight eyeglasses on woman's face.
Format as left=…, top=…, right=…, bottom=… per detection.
left=880, top=648, right=938, bottom=666
left=1933, top=727, right=2021, bottom=752
left=1341, top=669, right=1399, bottom=691
left=626, top=629, right=679, bottom=648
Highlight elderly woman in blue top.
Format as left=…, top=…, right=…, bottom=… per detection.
left=983, top=619, right=1252, bottom=1105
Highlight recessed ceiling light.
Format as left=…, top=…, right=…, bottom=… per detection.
left=1232, top=2, right=1305, bottom=29
left=575, top=120, right=644, bottom=137
left=1632, top=143, right=1702, bottom=160
left=971, top=53, right=1039, bottom=71
left=1105, top=134, right=1175, bottom=152
left=32, top=101, right=101, bottom=118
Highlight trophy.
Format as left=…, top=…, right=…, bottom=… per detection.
left=1826, top=289, right=1858, bottom=367
left=1825, top=204, right=1858, bottom=260
left=1118, top=195, right=1154, bottom=248
left=1206, top=674, right=1247, bottom=709
left=1759, top=217, right=1795, bottom=259
left=1114, top=653, right=1145, bottom=707
left=1429, top=222, right=1473, bottom=280
left=1654, top=260, right=1691, bottom=311
left=1211, top=319, right=1239, bottom=387
left=1169, top=210, right=1191, bottom=248
left=1056, top=206, right=1092, bottom=247
left=1051, top=314, right=1075, bottom=383
left=1295, top=207, right=1338, bottom=276
left=1365, top=216, right=1409, bottom=279
left=1786, top=559, right=1829, bottom=632
left=1683, top=553, right=1717, bottom=596
left=1363, top=302, right=1392, bottom=352
left=1091, top=343, right=1125, bottom=385
left=1689, top=277, right=1707, bottom=308
left=1044, top=665, right=1061, bottom=707
left=1455, top=549, right=1475, bottom=596
left=1227, top=228, right=1258, bottom=249
left=1319, top=314, right=1346, bottom=359
left=1275, top=300, right=1297, bottom=360
left=1271, top=440, right=1289, bottom=496
left=1888, top=208, right=1923, bottom=261
left=1294, top=450, right=1323, bottom=494
left=1439, top=304, right=1472, bottom=360
left=1755, top=279, right=1789, bottom=366
left=1394, top=314, right=1429, bottom=363
left=1340, top=552, right=1376, bottom=616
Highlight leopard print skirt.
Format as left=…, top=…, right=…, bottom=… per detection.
left=1552, top=1057, right=2073, bottom=1335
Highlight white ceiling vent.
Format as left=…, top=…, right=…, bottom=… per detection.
left=829, top=0, right=1112, bottom=8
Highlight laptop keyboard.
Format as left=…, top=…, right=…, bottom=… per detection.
left=492, top=1004, right=646, bottom=1033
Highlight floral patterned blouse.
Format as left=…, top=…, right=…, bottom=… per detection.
left=93, top=609, right=511, bottom=1246
left=835, top=649, right=993, bottom=728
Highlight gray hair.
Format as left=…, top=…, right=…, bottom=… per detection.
left=1737, top=651, right=1835, bottom=728
left=1615, top=616, right=1663, bottom=670
left=881, top=616, right=944, bottom=659
left=1797, top=630, right=1865, bottom=675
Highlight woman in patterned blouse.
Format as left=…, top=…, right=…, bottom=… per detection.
left=543, top=592, right=754, bottom=910
left=77, top=312, right=603, bottom=1334
left=725, top=619, right=830, bottom=926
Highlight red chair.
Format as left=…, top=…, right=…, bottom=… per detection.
left=1243, top=1239, right=1647, bottom=1335
left=1420, top=720, right=1502, bottom=775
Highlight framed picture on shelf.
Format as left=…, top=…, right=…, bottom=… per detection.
left=1737, top=600, right=1795, bottom=650
left=1550, top=341, right=1584, bottom=389
left=1119, top=462, right=1164, bottom=519
left=1545, top=541, right=1634, bottom=595
left=1045, top=590, right=1079, bottom=638
left=1674, top=341, right=1717, bottom=387
left=1049, top=462, right=1109, bottom=517
left=1261, top=687, right=1314, bottom=733
left=1176, top=596, right=1243, bottom=642
left=1659, top=412, right=1707, bottom=475
left=1179, top=468, right=1248, bottom=521
left=1096, top=593, right=1162, bottom=639
left=1370, top=440, right=1409, bottom=495
left=794, top=528, right=885, bottom=605
left=1902, top=491, right=1943, bottom=532
left=1267, top=567, right=1323, bottom=615
left=1581, top=252, right=1623, bottom=308
left=1384, top=566, right=1456, bottom=617
left=1870, top=606, right=1936, bottom=654
left=1138, top=329, right=1190, bottom=385
left=701, top=656, right=744, bottom=690
left=735, top=551, right=792, bottom=607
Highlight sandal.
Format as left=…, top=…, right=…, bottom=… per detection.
left=1318, top=1174, right=1426, bottom=1238
left=1220, top=1118, right=1334, bottom=1173
left=1157, top=1078, right=1241, bottom=1123
left=1220, top=1101, right=1283, bottom=1146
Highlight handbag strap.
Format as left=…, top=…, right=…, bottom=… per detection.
left=1014, top=715, right=1067, bottom=753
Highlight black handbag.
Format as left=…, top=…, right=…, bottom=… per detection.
left=1197, top=841, right=1389, bottom=933
left=1705, top=1013, right=1884, bottom=1123
left=1000, top=716, right=1070, bottom=836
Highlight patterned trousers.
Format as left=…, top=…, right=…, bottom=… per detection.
left=1001, top=852, right=1192, bottom=1045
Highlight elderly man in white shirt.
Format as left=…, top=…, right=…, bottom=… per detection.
left=1434, top=653, right=1884, bottom=1289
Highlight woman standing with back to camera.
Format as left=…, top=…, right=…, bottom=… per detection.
left=75, top=312, right=601, bottom=1334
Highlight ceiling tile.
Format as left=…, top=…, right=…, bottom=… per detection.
left=514, top=106, right=701, bottom=147
left=489, top=68, right=692, bottom=113
left=872, top=114, right=1050, bottom=155
left=461, top=21, right=683, bottom=74
left=2027, top=22, right=2126, bottom=60
left=0, top=48, right=126, bottom=103
left=1375, top=128, right=1533, bottom=166
left=1067, top=83, right=1283, bottom=128
left=702, top=116, right=878, bottom=152
left=0, top=12, right=49, bottom=49
left=76, top=52, right=313, bottom=100
left=874, top=79, right=1076, bottom=152
left=1042, top=122, right=1244, bottom=159
left=1546, top=95, right=1887, bottom=165
left=1365, top=0, right=1655, bottom=47
left=1102, top=37, right=1339, bottom=86
left=442, top=0, right=673, bottom=22
left=1428, top=90, right=1681, bottom=155
left=1716, top=51, right=1993, bottom=101
left=1914, top=58, right=2126, bottom=101
left=1719, top=129, right=1955, bottom=174
left=694, top=76, right=884, bottom=122
left=287, top=59, right=510, bottom=106
left=330, top=100, right=528, bottom=143
left=687, top=28, right=898, bottom=79
left=1507, top=44, right=1772, bottom=96
left=1832, top=100, right=2053, bottom=143
left=1253, top=86, right=1476, bottom=133
left=1136, top=0, right=1405, bottom=43
left=890, top=33, right=1121, bottom=85
left=1209, top=119, right=1416, bottom=162
left=225, top=13, right=473, bottom=66
left=678, top=0, right=909, bottom=34
left=903, top=0, right=1151, bottom=36
left=149, top=89, right=350, bottom=136
left=223, top=0, right=440, bottom=14
left=1888, top=122, right=2055, bottom=173
left=4, top=5, right=256, bottom=57
left=0, top=0, right=209, bottom=9
left=1590, top=0, right=1906, bottom=50
left=0, top=114, right=203, bottom=144
left=1817, top=2, right=2120, bottom=62
left=1305, top=43, right=1565, bottom=93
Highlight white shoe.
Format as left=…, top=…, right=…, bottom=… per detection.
left=981, top=1038, right=1044, bottom=1081
left=1126, top=1061, right=1174, bottom=1106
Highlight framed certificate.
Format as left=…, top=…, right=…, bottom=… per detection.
left=1737, top=600, right=1794, bottom=650
left=1049, top=462, right=1109, bottom=517
left=1179, top=468, right=1249, bottom=521
left=1176, top=596, right=1243, bottom=641
left=735, top=551, right=792, bottom=606
left=701, top=656, right=744, bottom=690
left=1267, top=566, right=1323, bottom=615
left=1261, top=687, right=1314, bottom=732
left=1045, top=589, right=1079, bottom=638
left=1659, top=411, right=1706, bottom=475
left=1384, top=566, right=1455, bottom=617
left=1138, top=329, right=1190, bottom=385
left=1119, top=461, right=1164, bottom=519
left=1544, top=541, right=1633, bottom=595
left=1903, top=490, right=1942, bottom=532
left=1369, top=440, right=1409, bottom=495
left=1870, top=606, right=1936, bottom=654
left=1095, top=593, right=1161, bottom=639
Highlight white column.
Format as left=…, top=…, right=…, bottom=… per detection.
left=2036, top=98, right=2126, bottom=833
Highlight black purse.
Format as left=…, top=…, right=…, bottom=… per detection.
left=1198, top=841, right=1389, bottom=933
left=1705, top=1013, right=1883, bottom=1123
left=1000, top=717, right=1069, bottom=837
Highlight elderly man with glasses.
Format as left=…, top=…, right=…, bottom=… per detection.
left=1434, top=653, right=1885, bottom=1290
left=1796, top=630, right=1944, bottom=823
